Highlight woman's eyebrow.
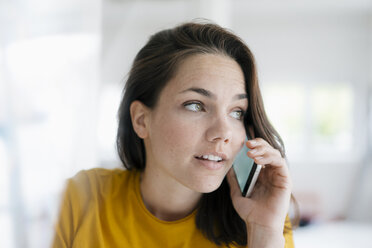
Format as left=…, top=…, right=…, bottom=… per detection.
left=180, top=87, right=247, bottom=101
left=235, top=93, right=248, bottom=100
left=180, top=87, right=214, bottom=99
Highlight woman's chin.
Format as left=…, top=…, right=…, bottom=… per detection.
left=193, top=179, right=225, bottom=194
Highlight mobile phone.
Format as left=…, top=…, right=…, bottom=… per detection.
left=233, top=138, right=262, bottom=197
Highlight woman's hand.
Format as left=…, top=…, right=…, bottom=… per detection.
left=226, top=138, right=292, bottom=233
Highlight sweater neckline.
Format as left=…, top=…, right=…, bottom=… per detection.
left=133, top=169, right=198, bottom=225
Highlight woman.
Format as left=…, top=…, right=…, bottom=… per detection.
left=53, top=22, right=295, bottom=247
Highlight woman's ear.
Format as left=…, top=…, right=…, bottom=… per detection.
left=130, top=100, right=150, bottom=139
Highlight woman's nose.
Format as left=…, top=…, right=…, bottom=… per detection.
left=205, top=115, right=233, bottom=144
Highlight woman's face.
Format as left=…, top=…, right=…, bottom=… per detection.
left=143, top=53, right=248, bottom=193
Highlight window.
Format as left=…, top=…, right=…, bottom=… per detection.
left=262, top=82, right=354, bottom=163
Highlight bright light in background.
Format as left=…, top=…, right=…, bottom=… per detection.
left=263, top=82, right=354, bottom=162
left=0, top=141, right=12, bottom=248
left=0, top=0, right=101, bottom=245
left=263, top=83, right=306, bottom=156
left=312, top=85, right=353, bottom=153
left=6, top=34, right=98, bottom=82
left=5, top=32, right=101, bottom=175
left=97, top=83, right=122, bottom=167
left=1, top=33, right=101, bottom=248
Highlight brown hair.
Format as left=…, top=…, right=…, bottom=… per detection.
left=117, top=21, right=295, bottom=246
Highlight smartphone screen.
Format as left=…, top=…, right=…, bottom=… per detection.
left=233, top=138, right=262, bottom=197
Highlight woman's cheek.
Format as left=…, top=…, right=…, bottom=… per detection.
left=157, top=115, right=199, bottom=148
left=231, top=123, right=247, bottom=151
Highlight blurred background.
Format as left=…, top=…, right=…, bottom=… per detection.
left=1, top=0, right=372, bottom=247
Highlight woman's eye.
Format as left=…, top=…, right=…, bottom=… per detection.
left=230, top=110, right=244, bottom=120
left=184, top=102, right=204, bottom=112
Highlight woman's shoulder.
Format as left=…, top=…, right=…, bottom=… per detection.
left=65, top=167, right=137, bottom=201
left=72, top=167, right=128, bottom=180
left=53, top=168, right=139, bottom=246
left=72, top=167, right=135, bottom=182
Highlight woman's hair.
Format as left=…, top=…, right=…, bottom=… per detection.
left=117, top=21, right=290, bottom=246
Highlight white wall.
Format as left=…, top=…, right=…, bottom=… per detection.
left=348, top=14, right=372, bottom=222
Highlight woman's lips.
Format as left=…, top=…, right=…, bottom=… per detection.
left=195, top=157, right=224, bottom=170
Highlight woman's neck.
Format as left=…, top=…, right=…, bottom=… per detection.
left=139, top=166, right=202, bottom=222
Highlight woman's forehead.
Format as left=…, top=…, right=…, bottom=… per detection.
left=166, top=54, right=246, bottom=94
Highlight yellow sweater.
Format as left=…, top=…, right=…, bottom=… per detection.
left=52, top=168, right=294, bottom=247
